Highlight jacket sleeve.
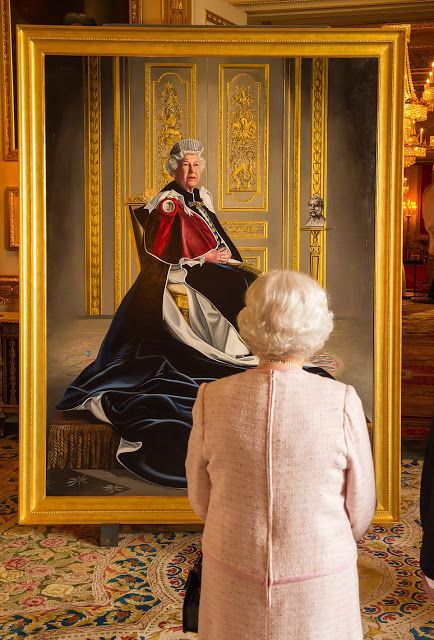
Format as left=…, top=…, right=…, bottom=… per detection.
left=343, top=385, right=376, bottom=541
left=185, top=383, right=211, bottom=521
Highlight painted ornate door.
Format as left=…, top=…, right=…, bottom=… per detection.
left=121, top=57, right=289, bottom=293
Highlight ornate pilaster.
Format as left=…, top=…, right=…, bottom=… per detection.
left=84, top=57, right=102, bottom=315
left=292, top=59, right=302, bottom=270
left=310, top=58, right=328, bottom=286
left=113, top=58, right=122, bottom=311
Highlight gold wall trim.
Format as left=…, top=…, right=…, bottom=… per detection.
left=113, top=58, right=122, bottom=311
left=84, top=56, right=102, bottom=316
left=221, top=220, right=268, bottom=238
left=123, top=58, right=133, bottom=293
left=310, top=57, right=328, bottom=287
left=0, top=0, right=17, bottom=160
left=6, top=186, right=19, bottom=249
left=292, top=59, right=301, bottom=270
left=239, top=246, right=268, bottom=273
left=145, top=64, right=196, bottom=193
left=219, top=64, right=269, bottom=211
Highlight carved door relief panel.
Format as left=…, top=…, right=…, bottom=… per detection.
left=207, top=60, right=286, bottom=274
left=144, top=63, right=198, bottom=195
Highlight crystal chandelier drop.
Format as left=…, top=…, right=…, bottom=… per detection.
left=404, top=120, right=426, bottom=168
left=422, top=61, right=434, bottom=112
left=404, top=36, right=427, bottom=168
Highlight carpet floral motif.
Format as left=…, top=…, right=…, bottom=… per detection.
left=1, top=439, right=434, bottom=639
left=359, top=459, right=434, bottom=639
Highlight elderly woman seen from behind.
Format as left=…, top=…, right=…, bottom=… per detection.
left=186, top=270, right=376, bottom=640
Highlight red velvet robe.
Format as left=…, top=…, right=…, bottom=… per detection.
left=145, top=196, right=218, bottom=264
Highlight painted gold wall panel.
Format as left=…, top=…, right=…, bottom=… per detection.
left=219, top=64, right=269, bottom=211
left=145, top=64, right=196, bottom=193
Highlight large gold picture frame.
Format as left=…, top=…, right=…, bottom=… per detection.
left=18, top=25, right=404, bottom=525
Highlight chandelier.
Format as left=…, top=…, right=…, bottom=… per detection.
left=404, top=36, right=427, bottom=168
left=404, top=42, right=428, bottom=124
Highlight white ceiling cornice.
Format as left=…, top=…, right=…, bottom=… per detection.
left=229, top=0, right=434, bottom=25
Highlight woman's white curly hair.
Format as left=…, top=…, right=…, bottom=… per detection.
left=237, top=270, right=334, bottom=359
left=166, top=138, right=206, bottom=176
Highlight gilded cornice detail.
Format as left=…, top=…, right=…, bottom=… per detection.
left=84, top=56, right=102, bottom=316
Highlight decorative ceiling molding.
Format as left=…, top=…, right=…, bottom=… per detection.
left=230, top=0, right=434, bottom=25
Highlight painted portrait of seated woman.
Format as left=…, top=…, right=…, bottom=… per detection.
left=57, top=138, right=330, bottom=488
left=57, top=139, right=261, bottom=488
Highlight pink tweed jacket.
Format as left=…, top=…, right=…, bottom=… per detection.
left=186, top=367, right=376, bottom=588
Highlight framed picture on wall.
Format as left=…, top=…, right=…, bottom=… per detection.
left=18, top=25, right=404, bottom=525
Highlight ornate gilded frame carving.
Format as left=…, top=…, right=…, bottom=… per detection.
left=18, top=25, right=404, bottom=525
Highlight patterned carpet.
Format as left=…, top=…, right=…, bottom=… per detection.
left=0, top=438, right=433, bottom=639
